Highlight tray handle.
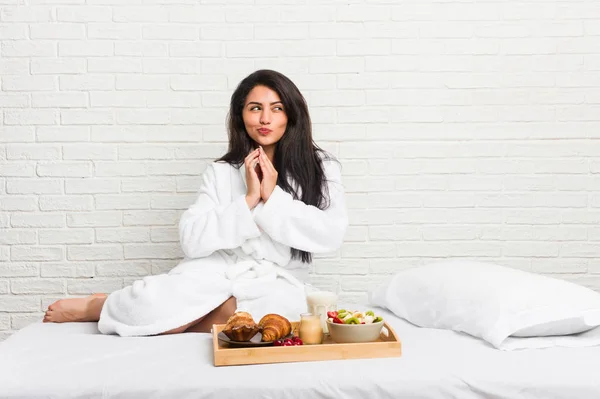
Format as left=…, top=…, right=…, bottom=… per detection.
left=380, top=322, right=400, bottom=342
left=381, top=325, right=389, bottom=338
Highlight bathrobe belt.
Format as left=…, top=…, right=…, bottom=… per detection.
left=225, top=259, right=305, bottom=300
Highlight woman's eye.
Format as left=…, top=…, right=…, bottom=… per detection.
left=273, top=106, right=283, bottom=111
left=250, top=106, right=260, bottom=111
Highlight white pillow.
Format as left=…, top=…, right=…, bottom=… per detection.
left=369, top=260, right=600, bottom=350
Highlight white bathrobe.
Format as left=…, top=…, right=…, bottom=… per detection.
left=98, top=159, right=348, bottom=336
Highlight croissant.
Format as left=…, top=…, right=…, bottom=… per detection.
left=259, top=314, right=292, bottom=342
left=222, top=311, right=261, bottom=342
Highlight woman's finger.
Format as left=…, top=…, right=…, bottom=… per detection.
left=249, top=163, right=258, bottom=177
left=260, top=150, right=276, bottom=174
left=257, top=151, right=268, bottom=174
left=248, top=152, right=258, bottom=165
left=245, top=150, right=259, bottom=168
left=244, top=149, right=259, bottom=164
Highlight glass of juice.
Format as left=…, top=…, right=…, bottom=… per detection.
left=299, top=313, right=323, bottom=345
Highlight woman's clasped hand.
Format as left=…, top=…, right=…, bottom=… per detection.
left=244, top=146, right=279, bottom=210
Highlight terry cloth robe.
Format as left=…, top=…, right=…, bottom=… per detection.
left=97, top=159, right=348, bottom=336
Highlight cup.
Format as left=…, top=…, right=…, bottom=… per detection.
left=298, top=313, right=323, bottom=345
left=304, top=281, right=340, bottom=334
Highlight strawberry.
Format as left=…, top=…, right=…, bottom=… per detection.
left=327, top=311, right=338, bottom=318
left=332, top=316, right=344, bottom=324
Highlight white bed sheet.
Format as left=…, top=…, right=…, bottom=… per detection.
left=0, top=307, right=599, bottom=399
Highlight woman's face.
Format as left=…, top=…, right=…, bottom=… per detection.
left=242, top=85, right=288, bottom=149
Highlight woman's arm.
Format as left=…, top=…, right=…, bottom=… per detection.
left=253, top=160, right=348, bottom=253
left=179, top=163, right=261, bottom=259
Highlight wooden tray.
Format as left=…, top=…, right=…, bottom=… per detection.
left=212, top=321, right=402, bottom=367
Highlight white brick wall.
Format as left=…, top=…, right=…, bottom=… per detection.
left=1, top=0, right=600, bottom=340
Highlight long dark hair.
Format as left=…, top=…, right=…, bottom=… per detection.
left=217, top=69, right=331, bottom=263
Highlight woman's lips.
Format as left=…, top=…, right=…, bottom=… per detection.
left=258, top=128, right=271, bottom=135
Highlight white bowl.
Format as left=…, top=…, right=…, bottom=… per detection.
left=326, top=320, right=385, bottom=343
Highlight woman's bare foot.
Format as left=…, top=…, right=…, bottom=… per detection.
left=43, top=293, right=107, bottom=323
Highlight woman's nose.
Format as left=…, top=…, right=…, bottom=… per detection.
left=259, top=109, right=271, bottom=125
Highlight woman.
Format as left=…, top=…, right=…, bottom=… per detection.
left=43, top=70, right=348, bottom=336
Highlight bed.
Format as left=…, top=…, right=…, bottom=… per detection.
left=1, top=306, right=599, bottom=399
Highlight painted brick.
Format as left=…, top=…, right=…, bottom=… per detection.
left=67, top=211, right=122, bottom=227
left=39, top=229, right=94, bottom=245
left=11, top=279, right=66, bottom=294
left=37, top=162, right=92, bottom=177
left=96, top=228, right=150, bottom=243
left=67, top=245, right=123, bottom=261
left=0, top=297, right=40, bottom=312
left=66, top=279, right=123, bottom=294
left=41, top=263, right=95, bottom=278
left=11, top=213, right=64, bottom=228
left=11, top=246, right=63, bottom=262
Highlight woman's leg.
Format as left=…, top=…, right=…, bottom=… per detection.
left=44, top=293, right=237, bottom=335
left=43, top=293, right=107, bottom=323
left=160, top=296, right=237, bottom=335
left=185, top=296, right=237, bottom=333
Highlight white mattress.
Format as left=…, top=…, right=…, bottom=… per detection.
left=1, top=307, right=599, bottom=399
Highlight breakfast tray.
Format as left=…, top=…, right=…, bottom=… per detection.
left=212, top=321, right=402, bottom=367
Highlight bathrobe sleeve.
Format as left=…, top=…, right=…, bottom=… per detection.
left=179, top=163, right=261, bottom=259
left=253, top=160, right=348, bottom=253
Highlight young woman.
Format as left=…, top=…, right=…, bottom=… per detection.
left=43, top=70, right=348, bottom=336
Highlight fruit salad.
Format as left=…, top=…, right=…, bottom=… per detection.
left=326, top=309, right=383, bottom=325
